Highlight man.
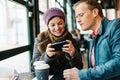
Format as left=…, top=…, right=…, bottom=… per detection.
left=63, top=0, right=120, bottom=80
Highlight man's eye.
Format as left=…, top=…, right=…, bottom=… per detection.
left=79, top=13, right=84, bottom=17
left=76, top=13, right=84, bottom=18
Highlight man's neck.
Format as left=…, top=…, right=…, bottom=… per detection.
left=93, top=16, right=102, bottom=32
left=92, top=16, right=102, bottom=37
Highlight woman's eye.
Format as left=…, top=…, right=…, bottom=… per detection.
left=50, top=24, right=55, bottom=27
left=58, top=22, right=63, bottom=25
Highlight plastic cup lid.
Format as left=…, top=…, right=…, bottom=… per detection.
left=35, top=64, right=50, bottom=70
left=33, top=61, right=45, bottom=66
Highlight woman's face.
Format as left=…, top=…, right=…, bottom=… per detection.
left=48, top=17, right=65, bottom=36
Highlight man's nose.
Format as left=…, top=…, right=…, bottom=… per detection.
left=77, top=17, right=81, bottom=23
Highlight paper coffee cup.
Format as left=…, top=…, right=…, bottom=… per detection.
left=34, top=61, right=50, bottom=80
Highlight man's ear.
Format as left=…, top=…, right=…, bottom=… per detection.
left=92, top=8, right=99, bottom=17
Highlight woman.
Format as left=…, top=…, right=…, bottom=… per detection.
left=31, top=7, right=83, bottom=80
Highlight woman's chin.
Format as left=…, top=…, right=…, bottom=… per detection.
left=54, top=34, right=62, bottom=37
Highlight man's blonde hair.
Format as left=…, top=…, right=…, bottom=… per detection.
left=73, top=0, right=104, bottom=17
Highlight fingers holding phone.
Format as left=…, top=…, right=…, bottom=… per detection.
left=46, top=43, right=59, bottom=57
left=47, top=40, right=75, bottom=57
left=62, top=40, right=75, bottom=57
left=51, top=41, right=68, bottom=51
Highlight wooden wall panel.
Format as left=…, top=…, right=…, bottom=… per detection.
left=115, top=0, right=120, bottom=18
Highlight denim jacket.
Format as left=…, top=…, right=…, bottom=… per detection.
left=78, top=17, right=120, bottom=80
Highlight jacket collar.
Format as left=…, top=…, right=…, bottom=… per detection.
left=92, top=25, right=100, bottom=37
left=98, top=17, right=109, bottom=36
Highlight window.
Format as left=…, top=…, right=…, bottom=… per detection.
left=0, top=0, right=30, bottom=73
left=0, top=0, right=29, bottom=51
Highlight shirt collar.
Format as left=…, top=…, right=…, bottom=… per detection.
left=92, top=25, right=100, bottom=37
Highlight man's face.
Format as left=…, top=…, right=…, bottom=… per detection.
left=75, top=2, right=97, bottom=31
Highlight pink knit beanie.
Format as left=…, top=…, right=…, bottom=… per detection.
left=43, top=7, right=65, bottom=25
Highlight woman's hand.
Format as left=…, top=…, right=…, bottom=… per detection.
left=46, top=43, right=59, bottom=57
left=62, top=40, right=75, bottom=57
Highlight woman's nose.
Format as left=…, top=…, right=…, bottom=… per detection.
left=55, top=24, right=60, bottom=29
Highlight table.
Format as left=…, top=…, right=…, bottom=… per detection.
left=18, top=72, right=53, bottom=80
left=18, top=72, right=35, bottom=80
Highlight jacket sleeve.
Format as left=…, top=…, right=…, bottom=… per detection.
left=71, top=49, right=83, bottom=69
left=78, top=20, right=120, bottom=80
left=65, top=39, right=83, bottom=69
left=31, top=38, right=55, bottom=70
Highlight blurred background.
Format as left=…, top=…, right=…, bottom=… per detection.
left=0, top=0, right=120, bottom=73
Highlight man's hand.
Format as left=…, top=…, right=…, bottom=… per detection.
left=63, top=67, right=80, bottom=80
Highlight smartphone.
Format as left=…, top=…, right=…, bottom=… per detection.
left=51, top=41, right=68, bottom=51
